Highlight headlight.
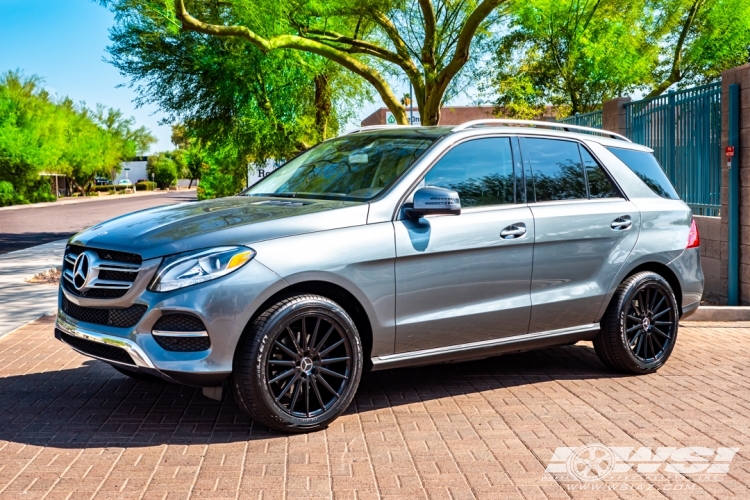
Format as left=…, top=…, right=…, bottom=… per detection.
left=149, top=246, right=256, bottom=292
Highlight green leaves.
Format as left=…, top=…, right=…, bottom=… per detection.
left=0, top=70, right=156, bottom=201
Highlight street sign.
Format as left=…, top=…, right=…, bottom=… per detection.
left=726, top=146, right=735, bottom=157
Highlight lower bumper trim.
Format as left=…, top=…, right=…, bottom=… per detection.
left=55, top=315, right=155, bottom=368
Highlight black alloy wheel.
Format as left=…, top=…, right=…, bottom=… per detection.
left=623, top=283, right=675, bottom=363
left=594, top=271, right=679, bottom=374
left=232, top=294, right=363, bottom=433
left=266, top=315, right=353, bottom=418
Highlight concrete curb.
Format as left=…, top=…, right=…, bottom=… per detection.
left=0, top=188, right=196, bottom=212
left=681, top=306, right=750, bottom=322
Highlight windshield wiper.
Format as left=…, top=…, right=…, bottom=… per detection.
left=246, top=192, right=297, bottom=198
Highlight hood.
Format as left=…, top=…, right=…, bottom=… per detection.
left=70, top=196, right=369, bottom=260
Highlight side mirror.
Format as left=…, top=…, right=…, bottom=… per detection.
left=405, top=186, right=461, bottom=219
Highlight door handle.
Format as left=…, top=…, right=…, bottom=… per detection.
left=500, top=223, right=527, bottom=239
left=611, top=216, right=632, bottom=231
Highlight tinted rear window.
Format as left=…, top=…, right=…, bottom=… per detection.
left=607, top=147, right=679, bottom=200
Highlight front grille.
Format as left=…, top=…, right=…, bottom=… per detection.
left=62, top=295, right=147, bottom=328
left=58, top=329, right=135, bottom=365
left=153, top=314, right=205, bottom=332
left=154, top=335, right=211, bottom=352
left=152, top=314, right=210, bottom=352
left=67, top=245, right=142, bottom=265
left=63, top=281, right=128, bottom=299
left=62, top=245, right=142, bottom=299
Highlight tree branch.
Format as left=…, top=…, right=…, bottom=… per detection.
left=646, top=0, right=704, bottom=98
left=174, top=0, right=408, bottom=124
left=429, top=0, right=505, bottom=106
left=418, top=0, right=437, bottom=67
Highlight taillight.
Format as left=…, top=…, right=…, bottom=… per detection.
left=687, top=219, right=700, bottom=248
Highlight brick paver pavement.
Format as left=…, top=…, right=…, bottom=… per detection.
left=1, top=315, right=750, bottom=499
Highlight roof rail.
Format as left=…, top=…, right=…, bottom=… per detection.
left=451, top=119, right=631, bottom=142
left=341, top=125, right=422, bottom=136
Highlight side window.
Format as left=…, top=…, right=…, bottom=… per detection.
left=522, top=138, right=586, bottom=202
left=424, top=138, right=515, bottom=208
left=606, top=147, right=680, bottom=200
left=580, top=146, right=621, bottom=198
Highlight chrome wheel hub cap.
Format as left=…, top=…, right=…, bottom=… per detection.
left=299, top=356, right=314, bottom=375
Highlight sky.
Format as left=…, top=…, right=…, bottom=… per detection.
left=0, top=0, right=175, bottom=153
left=0, top=0, right=475, bottom=154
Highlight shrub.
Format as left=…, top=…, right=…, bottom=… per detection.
left=28, top=181, right=55, bottom=203
left=0, top=181, right=19, bottom=206
left=135, top=181, right=156, bottom=191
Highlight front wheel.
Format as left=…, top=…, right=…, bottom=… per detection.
left=231, top=294, right=363, bottom=433
left=594, top=271, right=679, bottom=374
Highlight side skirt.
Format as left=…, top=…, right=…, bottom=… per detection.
left=370, top=323, right=600, bottom=371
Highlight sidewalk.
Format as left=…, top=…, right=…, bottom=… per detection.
left=0, top=239, right=66, bottom=336
left=0, top=187, right=196, bottom=212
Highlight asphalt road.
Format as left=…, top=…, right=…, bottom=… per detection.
left=0, top=191, right=197, bottom=254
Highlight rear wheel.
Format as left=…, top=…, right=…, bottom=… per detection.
left=231, top=294, right=363, bottom=433
left=594, top=271, right=678, bottom=374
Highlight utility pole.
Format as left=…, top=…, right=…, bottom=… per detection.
left=409, top=84, right=413, bottom=125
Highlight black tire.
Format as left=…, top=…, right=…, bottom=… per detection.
left=594, top=271, right=679, bottom=374
left=110, top=364, right=162, bottom=382
left=231, top=294, right=363, bottom=433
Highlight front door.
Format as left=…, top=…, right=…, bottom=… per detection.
left=519, top=137, right=641, bottom=333
left=394, top=137, right=534, bottom=353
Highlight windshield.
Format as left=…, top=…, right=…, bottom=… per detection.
left=243, top=134, right=436, bottom=201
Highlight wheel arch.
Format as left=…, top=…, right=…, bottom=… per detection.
left=602, top=262, right=684, bottom=320
left=243, top=280, right=374, bottom=371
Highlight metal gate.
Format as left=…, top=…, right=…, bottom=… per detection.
left=625, top=82, right=722, bottom=216
left=557, top=110, right=603, bottom=129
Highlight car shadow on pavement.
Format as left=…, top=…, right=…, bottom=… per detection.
left=0, top=343, right=625, bottom=447
left=0, top=232, right=75, bottom=255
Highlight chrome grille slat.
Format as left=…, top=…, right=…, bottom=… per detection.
left=88, top=279, right=133, bottom=289
left=94, top=262, right=140, bottom=272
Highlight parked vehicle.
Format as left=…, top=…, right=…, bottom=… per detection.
left=93, top=177, right=111, bottom=186
left=117, top=179, right=133, bottom=186
left=55, top=120, right=703, bottom=432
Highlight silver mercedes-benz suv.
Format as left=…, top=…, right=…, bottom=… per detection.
left=55, top=119, right=703, bottom=432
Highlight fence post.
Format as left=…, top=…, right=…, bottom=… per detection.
left=667, top=90, right=676, bottom=184
left=602, top=97, right=631, bottom=136
left=727, top=84, right=740, bottom=305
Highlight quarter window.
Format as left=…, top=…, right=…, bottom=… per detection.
left=580, top=146, right=621, bottom=198
left=424, top=138, right=515, bottom=207
left=607, top=147, right=679, bottom=200
left=522, top=138, right=587, bottom=202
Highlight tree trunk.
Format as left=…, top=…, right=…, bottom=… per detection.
left=314, top=74, right=332, bottom=139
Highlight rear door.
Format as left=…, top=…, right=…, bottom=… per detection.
left=393, top=137, right=534, bottom=353
left=520, top=137, right=641, bottom=333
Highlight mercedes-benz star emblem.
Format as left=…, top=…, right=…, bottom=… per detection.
left=300, top=357, right=314, bottom=374
left=72, top=251, right=96, bottom=291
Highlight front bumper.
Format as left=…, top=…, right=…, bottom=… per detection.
left=55, top=259, right=286, bottom=387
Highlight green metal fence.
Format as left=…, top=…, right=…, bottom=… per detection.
left=557, top=110, right=603, bottom=129
left=625, top=82, right=722, bottom=216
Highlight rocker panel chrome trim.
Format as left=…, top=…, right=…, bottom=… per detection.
left=371, top=323, right=600, bottom=370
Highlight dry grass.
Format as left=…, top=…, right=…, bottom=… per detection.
left=26, top=267, right=61, bottom=285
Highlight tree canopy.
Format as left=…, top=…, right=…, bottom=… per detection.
left=104, top=0, right=371, bottom=197
left=0, top=71, right=155, bottom=204
left=162, top=0, right=506, bottom=126
left=486, top=0, right=750, bottom=117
